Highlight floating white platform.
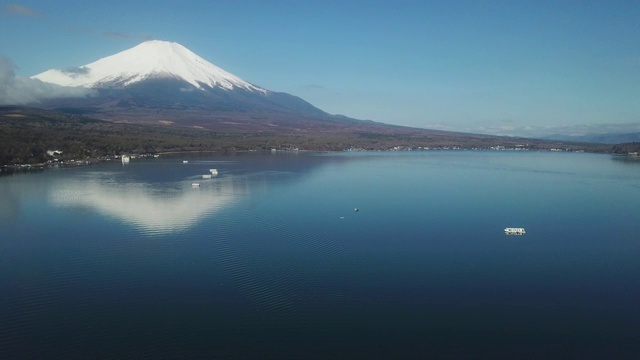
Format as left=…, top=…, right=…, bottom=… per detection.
left=504, top=227, right=526, bottom=235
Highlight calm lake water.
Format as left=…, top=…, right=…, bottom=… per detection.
left=1, top=151, right=639, bottom=358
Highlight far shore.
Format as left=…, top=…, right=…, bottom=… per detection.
left=1, top=147, right=624, bottom=177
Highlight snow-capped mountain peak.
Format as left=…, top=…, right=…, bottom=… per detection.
left=32, top=40, right=266, bottom=93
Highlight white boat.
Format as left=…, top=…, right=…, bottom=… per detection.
left=121, top=155, right=130, bottom=163
left=504, top=227, right=526, bottom=235
left=183, top=160, right=189, bottom=164
left=202, top=174, right=212, bottom=179
left=209, top=169, right=218, bottom=175
left=191, top=183, right=200, bottom=188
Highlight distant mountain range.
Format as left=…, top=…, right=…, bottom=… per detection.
left=541, top=132, right=640, bottom=144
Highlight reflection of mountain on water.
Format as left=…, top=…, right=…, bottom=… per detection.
left=15, top=152, right=345, bottom=232
left=50, top=176, right=245, bottom=234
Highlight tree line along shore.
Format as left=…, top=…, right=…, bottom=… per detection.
left=1, top=106, right=616, bottom=168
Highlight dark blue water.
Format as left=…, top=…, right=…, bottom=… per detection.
left=2, top=151, right=639, bottom=358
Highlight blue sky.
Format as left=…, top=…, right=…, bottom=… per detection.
left=1, top=0, right=639, bottom=135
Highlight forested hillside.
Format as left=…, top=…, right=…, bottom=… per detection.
left=611, top=142, right=640, bottom=154
left=1, top=106, right=610, bottom=166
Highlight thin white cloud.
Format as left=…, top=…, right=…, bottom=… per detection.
left=102, top=31, right=131, bottom=39
left=0, top=57, right=94, bottom=105
left=422, top=121, right=640, bottom=138
left=3, top=3, right=41, bottom=17
left=302, top=84, right=326, bottom=90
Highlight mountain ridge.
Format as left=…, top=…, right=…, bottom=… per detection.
left=2, top=105, right=610, bottom=167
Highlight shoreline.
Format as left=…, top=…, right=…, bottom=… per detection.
left=2, top=147, right=624, bottom=177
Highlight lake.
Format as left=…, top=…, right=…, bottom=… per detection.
left=1, top=151, right=639, bottom=358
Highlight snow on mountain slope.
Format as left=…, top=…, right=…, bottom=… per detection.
left=32, top=40, right=267, bottom=93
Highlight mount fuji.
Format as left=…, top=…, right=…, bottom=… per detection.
left=32, top=40, right=345, bottom=131
left=34, top=40, right=266, bottom=93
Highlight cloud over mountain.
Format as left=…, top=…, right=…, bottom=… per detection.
left=0, top=57, right=94, bottom=105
